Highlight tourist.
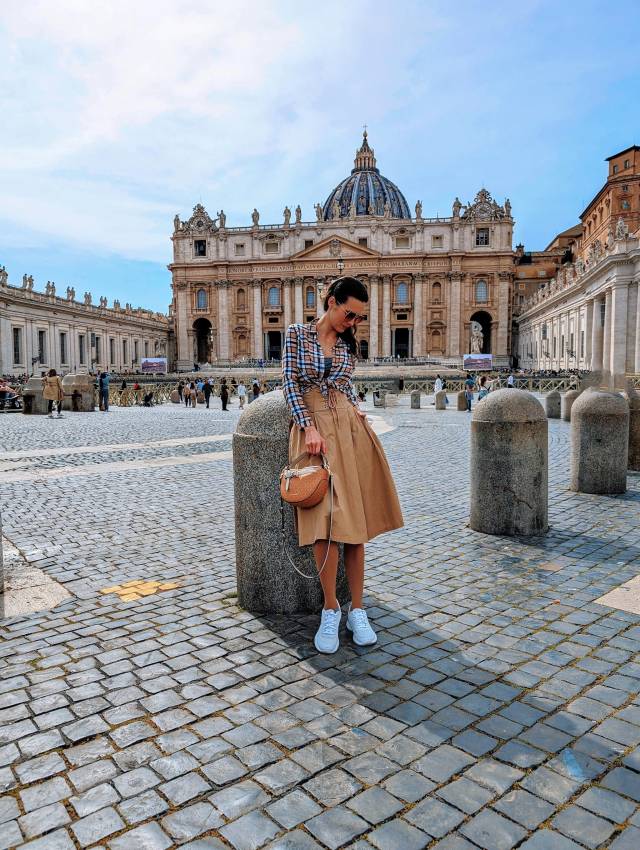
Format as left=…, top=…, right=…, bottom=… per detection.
left=177, top=380, right=184, bottom=402
left=99, top=371, right=110, bottom=412
left=189, top=381, right=197, bottom=407
left=220, top=379, right=229, bottom=411
left=203, top=379, right=212, bottom=409
left=282, top=276, right=404, bottom=655
left=237, top=381, right=247, bottom=409
left=251, top=380, right=260, bottom=403
left=478, top=375, right=490, bottom=400
left=43, top=369, right=64, bottom=418
left=464, top=372, right=475, bottom=411
left=507, top=372, right=515, bottom=388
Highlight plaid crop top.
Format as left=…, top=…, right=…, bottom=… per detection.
left=282, top=321, right=360, bottom=429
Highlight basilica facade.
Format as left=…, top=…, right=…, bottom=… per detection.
left=169, top=132, right=516, bottom=370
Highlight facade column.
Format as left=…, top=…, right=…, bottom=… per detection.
left=176, top=285, right=191, bottom=369
left=610, top=283, right=629, bottom=388
left=217, top=281, right=230, bottom=361
left=252, top=281, right=263, bottom=359
left=283, top=278, right=293, bottom=330
left=591, top=297, right=604, bottom=372
left=413, top=274, right=423, bottom=357
left=382, top=275, right=391, bottom=356
left=368, top=276, right=379, bottom=358
left=585, top=300, right=594, bottom=367
left=316, top=279, right=325, bottom=319
left=294, top=277, right=303, bottom=324
left=497, top=272, right=510, bottom=358
left=602, top=289, right=612, bottom=382
left=448, top=273, right=462, bottom=356
left=634, top=280, right=640, bottom=374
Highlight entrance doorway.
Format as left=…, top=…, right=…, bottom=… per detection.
left=359, top=339, right=369, bottom=360
left=266, top=331, right=283, bottom=360
left=393, top=328, right=410, bottom=359
left=469, top=311, right=492, bottom=354
left=193, top=318, right=212, bottom=363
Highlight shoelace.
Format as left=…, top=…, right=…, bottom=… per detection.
left=351, top=609, right=369, bottom=628
left=321, top=610, right=340, bottom=634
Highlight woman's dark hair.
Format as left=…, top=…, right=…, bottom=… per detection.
left=323, top=276, right=369, bottom=356
left=48, top=369, right=57, bottom=377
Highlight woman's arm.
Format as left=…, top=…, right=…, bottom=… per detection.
left=282, top=325, right=312, bottom=430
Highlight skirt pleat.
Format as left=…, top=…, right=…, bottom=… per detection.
left=289, top=388, right=404, bottom=546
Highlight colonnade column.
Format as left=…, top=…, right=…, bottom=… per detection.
left=602, top=289, right=612, bottom=383
left=591, top=296, right=604, bottom=373
left=283, top=278, right=293, bottom=331
left=413, top=274, right=423, bottom=357
left=217, top=281, right=230, bottom=361
left=294, top=277, right=303, bottom=324
left=585, top=300, right=594, bottom=367
left=635, top=280, right=640, bottom=374
left=368, top=276, right=379, bottom=358
left=382, top=275, right=391, bottom=357
left=252, top=281, right=263, bottom=359
left=610, top=283, right=629, bottom=389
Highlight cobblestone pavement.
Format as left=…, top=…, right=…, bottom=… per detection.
left=1, top=396, right=640, bottom=850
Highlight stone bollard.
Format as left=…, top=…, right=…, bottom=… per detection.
left=457, top=390, right=467, bottom=411
left=410, top=391, right=420, bottom=409
left=470, top=389, right=548, bottom=536
left=561, top=389, right=581, bottom=422
left=385, top=393, right=399, bottom=407
left=627, top=390, right=640, bottom=471
left=233, top=391, right=348, bottom=614
left=373, top=391, right=386, bottom=408
left=61, top=374, right=95, bottom=412
left=170, top=390, right=180, bottom=404
left=570, top=390, right=629, bottom=494
left=435, top=390, right=447, bottom=410
left=545, top=389, right=561, bottom=419
left=21, top=376, right=47, bottom=415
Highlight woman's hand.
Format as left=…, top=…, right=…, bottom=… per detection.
left=355, top=408, right=367, bottom=418
left=304, top=425, right=327, bottom=456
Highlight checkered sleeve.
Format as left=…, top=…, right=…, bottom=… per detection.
left=282, top=325, right=312, bottom=430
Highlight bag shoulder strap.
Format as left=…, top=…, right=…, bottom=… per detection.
left=281, top=476, right=333, bottom=580
left=288, top=451, right=329, bottom=469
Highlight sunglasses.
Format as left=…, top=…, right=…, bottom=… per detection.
left=336, top=304, right=367, bottom=324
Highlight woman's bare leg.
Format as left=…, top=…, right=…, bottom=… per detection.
left=344, top=543, right=365, bottom=609
left=313, top=541, right=339, bottom=610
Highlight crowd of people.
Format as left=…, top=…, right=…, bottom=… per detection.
left=175, top=377, right=266, bottom=410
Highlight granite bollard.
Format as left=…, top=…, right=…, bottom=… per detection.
left=373, top=391, right=386, bottom=408
left=435, top=390, right=447, bottom=410
left=628, top=390, right=640, bottom=471
left=570, top=389, right=629, bottom=494
left=170, top=390, right=180, bottom=404
left=410, top=391, right=420, bottom=409
left=61, top=374, right=95, bottom=412
left=561, top=388, right=581, bottom=421
left=457, top=390, right=467, bottom=411
left=233, top=391, right=348, bottom=614
left=470, top=389, right=548, bottom=536
left=545, top=389, right=561, bottom=419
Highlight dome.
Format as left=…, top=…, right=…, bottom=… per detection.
left=322, top=131, right=411, bottom=222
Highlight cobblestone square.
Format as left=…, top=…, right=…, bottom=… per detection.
left=1, top=396, right=640, bottom=849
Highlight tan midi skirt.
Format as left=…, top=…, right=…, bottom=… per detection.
left=289, top=388, right=404, bottom=546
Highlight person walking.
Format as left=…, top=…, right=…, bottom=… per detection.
left=507, top=372, right=515, bottom=388
left=189, top=381, right=197, bottom=407
left=478, top=375, right=490, bottom=400
left=220, top=379, right=229, bottom=411
left=99, top=371, right=110, bottom=412
left=464, top=372, right=475, bottom=412
left=251, top=380, right=261, bottom=403
left=203, top=379, right=212, bottom=409
left=283, top=276, right=404, bottom=655
left=43, top=369, right=64, bottom=418
left=237, top=381, right=247, bottom=409
left=177, top=380, right=184, bottom=403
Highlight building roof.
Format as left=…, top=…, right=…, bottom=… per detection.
left=605, top=145, right=639, bottom=161
left=543, top=223, right=582, bottom=251
left=322, top=131, right=411, bottom=222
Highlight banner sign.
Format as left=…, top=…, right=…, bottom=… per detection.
left=463, top=353, right=492, bottom=371
left=141, top=357, right=167, bottom=374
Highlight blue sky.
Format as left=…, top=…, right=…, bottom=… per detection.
left=1, top=0, right=638, bottom=312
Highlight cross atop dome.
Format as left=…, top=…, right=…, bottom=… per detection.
left=353, top=129, right=377, bottom=172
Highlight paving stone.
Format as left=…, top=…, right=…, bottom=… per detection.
left=552, top=804, right=616, bottom=848
left=116, top=789, right=168, bottom=824
left=264, top=830, right=323, bottom=849
left=0, top=796, right=20, bottom=824
left=219, top=810, right=281, bottom=850
left=436, top=777, right=494, bottom=814
left=368, top=818, right=431, bottom=850
left=610, top=826, right=640, bottom=849
left=19, top=801, right=71, bottom=838
left=517, top=830, right=586, bottom=849
left=202, top=755, right=248, bottom=786
left=383, top=768, right=435, bottom=802
left=405, top=796, right=465, bottom=837
left=159, top=771, right=211, bottom=805
left=575, top=786, right=636, bottom=823
left=305, top=805, right=369, bottom=849
left=210, top=779, right=271, bottom=819
left=0, top=820, right=23, bottom=850
left=413, top=744, right=474, bottom=783
left=161, top=801, right=223, bottom=841
left=459, top=809, right=527, bottom=849
left=20, top=776, right=72, bottom=812
left=107, top=822, right=173, bottom=849
left=346, top=786, right=404, bottom=823
left=69, top=760, right=118, bottom=793
left=303, top=768, right=362, bottom=806
left=16, top=752, right=66, bottom=783
left=267, top=789, right=322, bottom=829
left=112, top=767, right=160, bottom=797
left=71, top=806, right=126, bottom=847
left=70, top=783, right=120, bottom=817
left=602, top=767, right=640, bottom=801
left=149, top=750, right=199, bottom=779
left=14, top=829, right=76, bottom=850
left=493, top=788, right=555, bottom=829
left=254, top=759, right=310, bottom=793
left=520, top=765, right=581, bottom=804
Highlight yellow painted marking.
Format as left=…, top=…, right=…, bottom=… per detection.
left=100, top=579, right=182, bottom=602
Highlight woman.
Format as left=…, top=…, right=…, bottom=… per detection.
left=477, top=375, right=490, bottom=400
left=283, top=277, right=403, bottom=654
left=220, top=379, right=229, bottom=411
left=43, top=369, right=64, bottom=418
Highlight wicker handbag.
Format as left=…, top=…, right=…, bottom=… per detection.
left=279, top=452, right=330, bottom=508
left=280, top=452, right=334, bottom=579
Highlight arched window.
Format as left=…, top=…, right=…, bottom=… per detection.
left=268, top=286, right=280, bottom=307
left=305, top=286, right=315, bottom=308
left=236, top=288, right=246, bottom=310
left=196, top=289, right=207, bottom=310
left=431, top=329, right=442, bottom=352
left=396, top=281, right=409, bottom=304
left=475, top=280, right=488, bottom=303
left=432, top=282, right=442, bottom=304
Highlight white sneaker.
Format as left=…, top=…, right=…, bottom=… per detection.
left=314, top=607, right=342, bottom=654
left=56, top=413, right=64, bottom=418
left=48, top=413, right=55, bottom=419
left=347, top=605, right=377, bottom=646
